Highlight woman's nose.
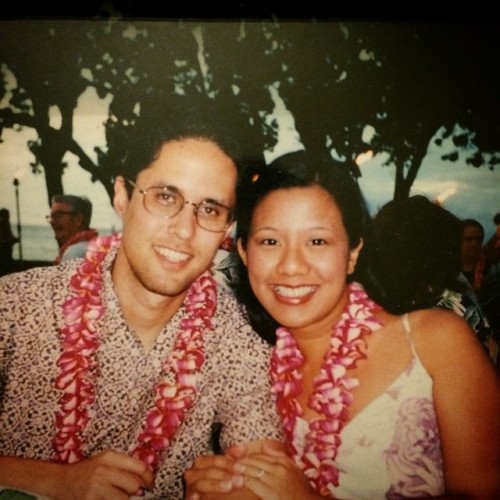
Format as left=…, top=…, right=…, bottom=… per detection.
left=276, top=246, right=309, bottom=275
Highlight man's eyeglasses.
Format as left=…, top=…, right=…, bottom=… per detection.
left=128, top=180, right=234, bottom=233
left=45, top=211, right=76, bottom=222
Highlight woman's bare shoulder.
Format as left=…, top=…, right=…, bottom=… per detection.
left=403, top=308, right=494, bottom=374
left=378, top=307, right=469, bottom=339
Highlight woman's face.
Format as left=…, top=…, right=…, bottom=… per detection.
left=238, top=185, right=362, bottom=337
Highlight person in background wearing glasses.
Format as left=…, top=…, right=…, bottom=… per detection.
left=46, top=194, right=98, bottom=264
left=0, top=99, right=283, bottom=500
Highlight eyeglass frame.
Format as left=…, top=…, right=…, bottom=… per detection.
left=127, top=179, right=234, bottom=233
left=45, top=211, right=77, bottom=222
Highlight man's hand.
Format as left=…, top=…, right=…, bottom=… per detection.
left=0, top=450, right=154, bottom=500
left=61, top=450, right=154, bottom=500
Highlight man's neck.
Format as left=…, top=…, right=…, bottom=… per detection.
left=111, top=254, right=188, bottom=353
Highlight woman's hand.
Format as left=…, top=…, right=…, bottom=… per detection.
left=184, top=454, right=246, bottom=499
left=233, top=443, right=323, bottom=500
left=184, top=443, right=322, bottom=500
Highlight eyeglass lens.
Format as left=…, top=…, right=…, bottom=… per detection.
left=46, top=211, right=75, bottom=221
left=144, top=186, right=232, bottom=232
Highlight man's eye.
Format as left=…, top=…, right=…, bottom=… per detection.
left=156, top=191, right=178, bottom=206
left=199, top=203, right=221, bottom=218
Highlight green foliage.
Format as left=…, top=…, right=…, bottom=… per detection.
left=0, top=19, right=498, bottom=208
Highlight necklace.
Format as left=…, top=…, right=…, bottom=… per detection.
left=54, top=228, right=99, bottom=265
left=52, top=233, right=217, bottom=471
left=270, top=282, right=382, bottom=496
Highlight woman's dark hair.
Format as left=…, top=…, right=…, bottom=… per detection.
left=368, top=195, right=464, bottom=314
left=233, top=149, right=374, bottom=344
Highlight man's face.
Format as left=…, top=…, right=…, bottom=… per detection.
left=48, top=201, right=82, bottom=246
left=461, top=225, right=484, bottom=263
left=114, top=137, right=237, bottom=299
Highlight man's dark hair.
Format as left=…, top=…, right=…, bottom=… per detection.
left=119, top=96, right=257, bottom=196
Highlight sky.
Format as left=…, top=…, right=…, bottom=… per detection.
left=1, top=85, right=499, bottom=243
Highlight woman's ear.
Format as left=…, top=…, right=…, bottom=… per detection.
left=236, top=238, right=248, bottom=266
left=347, top=238, right=364, bottom=275
left=113, top=176, right=129, bottom=218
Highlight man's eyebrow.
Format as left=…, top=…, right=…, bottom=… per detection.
left=150, top=183, right=231, bottom=208
left=148, top=182, right=178, bottom=191
left=203, top=198, right=231, bottom=207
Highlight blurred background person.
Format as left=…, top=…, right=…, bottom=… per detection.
left=478, top=212, right=500, bottom=361
left=370, top=195, right=497, bottom=366
left=46, top=194, right=98, bottom=264
left=479, top=260, right=500, bottom=366
left=460, top=218, right=486, bottom=293
left=0, top=207, right=20, bottom=276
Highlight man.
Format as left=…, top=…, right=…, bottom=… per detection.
left=0, top=102, right=283, bottom=499
left=47, top=194, right=98, bottom=264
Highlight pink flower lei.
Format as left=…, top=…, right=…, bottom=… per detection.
left=270, top=282, right=383, bottom=496
left=52, top=233, right=217, bottom=471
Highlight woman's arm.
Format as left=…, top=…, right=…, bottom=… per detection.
left=412, top=309, right=500, bottom=499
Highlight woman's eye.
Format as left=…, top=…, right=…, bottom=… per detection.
left=261, top=238, right=278, bottom=246
left=311, top=238, right=327, bottom=246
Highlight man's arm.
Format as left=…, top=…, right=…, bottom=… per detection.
left=0, top=451, right=153, bottom=500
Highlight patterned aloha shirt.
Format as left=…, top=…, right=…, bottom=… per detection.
left=437, top=288, right=498, bottom=366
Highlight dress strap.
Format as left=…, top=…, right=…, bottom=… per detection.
left=402, top=312, right=411, bottom=336
left=401, top=313, right=420, bottom=359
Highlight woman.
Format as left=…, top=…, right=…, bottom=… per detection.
left=185, top=151, right=500, bottom=499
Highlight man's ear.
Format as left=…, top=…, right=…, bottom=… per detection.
left=347, top=238, right=364, bottom=275
left=74, top=212, right=85, bottom=227
left=236, top=238, right=248, bottom=266
left=113, top=176, right=129, bottom=218
left=219, top=222, right=236, bottom=251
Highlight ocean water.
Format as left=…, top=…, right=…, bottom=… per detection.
left=12, top=224, right=118, bottom=263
